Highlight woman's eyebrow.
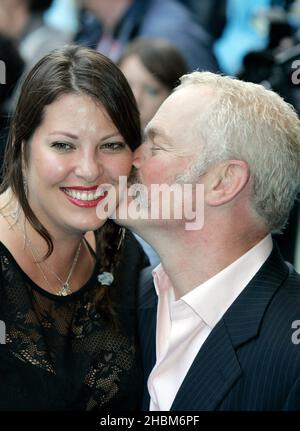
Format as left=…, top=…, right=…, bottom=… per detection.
left=49, top=131, right=123, bottom=141
left=49, top=131, right=79, bottom=139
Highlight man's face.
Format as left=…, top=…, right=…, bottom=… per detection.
left=121, top=85, right=215, bottom=227
left=132, top=85, right=214, bottom=188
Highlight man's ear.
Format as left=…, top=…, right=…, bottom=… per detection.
left=205, top=160, right=250, bottom=206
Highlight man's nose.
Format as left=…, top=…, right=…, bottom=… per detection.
left=132, top=143, right=147, bottom=168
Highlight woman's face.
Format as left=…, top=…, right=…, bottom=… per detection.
left=23, top=93, right=133, bottom=237
left=120, top=54, right=170, bottom=128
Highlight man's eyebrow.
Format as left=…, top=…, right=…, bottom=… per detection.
left=143, top=126, right=169, bottom=143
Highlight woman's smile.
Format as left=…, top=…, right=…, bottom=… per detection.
left=61, top=186, right=109, bottom=208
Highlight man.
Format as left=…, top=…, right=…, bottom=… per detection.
left=117, top=71, right=300, bottom=410
left=75, top=0, right=219, bottom=72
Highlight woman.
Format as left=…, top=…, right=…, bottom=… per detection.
left=0, top=45, right=145, bottom=410
left=118, top=38, right=188, bottom=128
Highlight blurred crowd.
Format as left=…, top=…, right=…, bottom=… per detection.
left=1, top=0, right=300, bottom=117
left=1, top=0, right=300, bottom=265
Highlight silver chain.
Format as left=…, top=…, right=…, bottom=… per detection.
left=20, top=221, right=82, bottom=296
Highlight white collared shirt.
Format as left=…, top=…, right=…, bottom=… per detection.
left=148, top=235, right=273, bottom=411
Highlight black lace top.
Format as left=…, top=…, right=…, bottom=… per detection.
left=0, top=233, right=145, bottom=411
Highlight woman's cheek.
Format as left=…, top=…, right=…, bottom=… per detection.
left=107, top=154, right=134, bottom=179
left=34, top=153, right=68, bottom=182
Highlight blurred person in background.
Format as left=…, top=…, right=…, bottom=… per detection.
left=118, top=37, right=188, bottom=266
left=0, top=0, right=71, bottom=72
left=178, top=0, right=227, bottom=41
left=75, top=0, right=220, bottom=72
left=118, top=38, right=188, bottom=129
left=0, top=0, right=71, bottom=180
left=0, top=34, right=24, bottom=179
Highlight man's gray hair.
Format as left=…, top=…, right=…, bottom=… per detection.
left=176, top=71, right=300, bottom=233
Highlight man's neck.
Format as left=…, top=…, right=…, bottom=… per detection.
left=139, top=225, right=268, bottom=299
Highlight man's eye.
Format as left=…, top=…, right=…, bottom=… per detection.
left=100, top=142, right=126, bottom=151
left=151, top=148, right=161, bottom=156
left=51, top=142, right=73, bottom=151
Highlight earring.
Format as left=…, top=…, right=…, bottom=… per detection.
left=117, top=227, right=126, bottom=250
left=23, top=177, right=28, bottom=197
left=9, top=202, right=21, bottom=223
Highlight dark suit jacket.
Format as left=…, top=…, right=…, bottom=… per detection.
left=138, top=245, right=300, bottom=410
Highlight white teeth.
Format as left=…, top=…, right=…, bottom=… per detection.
left=63, top=188, right=105, bottom=201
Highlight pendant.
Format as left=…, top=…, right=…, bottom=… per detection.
left=57, top=282, right=72, bottom=296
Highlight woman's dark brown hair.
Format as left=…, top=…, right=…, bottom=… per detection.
left=0, top=45, right=141, bottom=321
left=118, top=38, right=188, bottom=91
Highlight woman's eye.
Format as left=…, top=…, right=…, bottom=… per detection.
left=51, top=142, right=73, bottom=151
left=100, top=142, right=126, bottom=151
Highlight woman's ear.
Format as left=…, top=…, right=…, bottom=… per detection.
left=205, top=160, right=250, bottom=207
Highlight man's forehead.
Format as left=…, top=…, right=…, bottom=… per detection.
left=153, top=85, right=215, bottom=122
left=143, top=86, right=215, bottom=147
left=175, top=83, right=215, bottom=97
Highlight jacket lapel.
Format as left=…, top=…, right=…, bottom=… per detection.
left=171, top=319, right=242, bottom=410
left=138, top=266, right=158, bottom=410
left=171, top=244, right=290, bottom=410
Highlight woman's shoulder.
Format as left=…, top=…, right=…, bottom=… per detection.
left=0, top=189, right=16, bottom=234
left=0, top=192, right=21, bottom=261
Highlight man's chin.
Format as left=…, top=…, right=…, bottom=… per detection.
left=127, top=169, right=141, bottom=187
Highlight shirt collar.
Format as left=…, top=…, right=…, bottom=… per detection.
left=153, top=235, right=273, bottom=329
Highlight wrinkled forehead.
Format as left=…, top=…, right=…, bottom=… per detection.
left=145, top=85, right=216, bottom=145
left=151, top=85, right=216, bottom=123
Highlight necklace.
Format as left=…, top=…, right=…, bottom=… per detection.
left=4, top=201, right=83, bottom=296
left=20, top=221, right=82, bottom=296
left=27, top=237, right=82, bottom=296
